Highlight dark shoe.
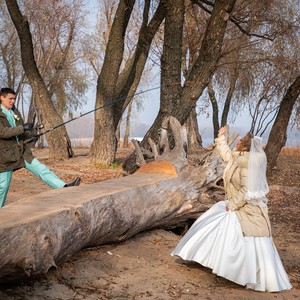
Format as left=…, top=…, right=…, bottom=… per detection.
left=64, top=177, right=81, bottom=187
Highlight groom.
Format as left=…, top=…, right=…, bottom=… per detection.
left=0, top=87, right=80, bottom=207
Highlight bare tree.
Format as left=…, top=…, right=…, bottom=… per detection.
left=265, top=75, right=300, bottom=169
left=5, top=0, right=74, bottom=159
left=23, top=0, right=89, bottom=119
left=89, top=0, right=167, bottom=165
left=123, top=0, right=237, bottom=173
left=123, top=99, right=133, bottom=148
left=207, top=81, right=219, bottom=138
left=0, top=2, right=27, bottom=111
left=197, top=0, right=300, bottom=146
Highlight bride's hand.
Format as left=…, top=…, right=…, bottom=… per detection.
left=218, top=127, right=226, bottom=138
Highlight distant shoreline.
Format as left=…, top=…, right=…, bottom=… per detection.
left=69, top=137, right=299, bottom=148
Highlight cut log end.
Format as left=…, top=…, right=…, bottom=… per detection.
left=135, top=160, right=177, bottom=176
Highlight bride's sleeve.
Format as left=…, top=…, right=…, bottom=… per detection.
left=215, top=135, right=232, bottom=163
left=227, top=166, right=247, bottom=211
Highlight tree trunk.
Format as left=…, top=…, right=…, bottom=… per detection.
left=126, top=0, right=236, bottom=158
left=90, top=0, right=135, bottom=164
left=122, top=74, right=141, bottom=149
left=160, top=0, right=184, bottom=116
left=265, top=74, right=300, bottom=170
left=174, top=0, right=236, bottom=123
left=183, top=0, right=201, bottom=73
left=208, top=80, right=219, bottom=138
left=185, top=107, right=203, bottom=150
left=123, top=99, right=133, bottom=148
left=5, top=0, right=74, bottom=159
left=90, top=0, right=166, bottom=165
left=27, top=94, right=36, bottom=123
left=116, top=120, right=121, bottom=150
left=221, top=67, right=238, bottom=127
left=131, top=0, right=184, bottom=152
left=114, top=0, right=166, bottom=120
left=0, top=117, right=231, bottom=284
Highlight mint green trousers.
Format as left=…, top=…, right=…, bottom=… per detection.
left=0, top=158, right=65, bottom=207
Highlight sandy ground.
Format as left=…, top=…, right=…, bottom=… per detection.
left=0, top=147, right=299, bottom=300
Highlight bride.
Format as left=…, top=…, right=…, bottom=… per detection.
left=171, top=127, right=292, bottom=292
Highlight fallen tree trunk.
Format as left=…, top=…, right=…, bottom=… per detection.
left=0, top=117, right=237, bottom=283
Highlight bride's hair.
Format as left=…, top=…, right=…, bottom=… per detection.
left=236, top=132, right=253, bottom=152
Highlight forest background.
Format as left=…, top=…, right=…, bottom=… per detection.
left=72, top=1, right=300, bottom=146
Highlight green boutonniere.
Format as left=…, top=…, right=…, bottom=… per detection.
left=13, top=114, right=20, bottom=121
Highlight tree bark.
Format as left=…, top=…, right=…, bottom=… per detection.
left=265, top=74, right=300, bottom=170
left=116, top=120, right=121, bottom=149
left=123, top=99, right=133, bottom=148
left=221, top=67, right=238, bottom=127
left=135, top=0, right=185, bottom=150
left=160, top=0, right=184, bottom=116
left=208, top=80, right=219, bottom=138
left=185, top=107, right=203, bottom=150
left=5, top=0, right=74, bottom=159
left=174, top=0, right=236, bottom=123
left=0, top=117, right=229, bottom=284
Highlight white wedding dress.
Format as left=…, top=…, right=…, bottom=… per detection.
left=171, top=200, right=292, bottom=292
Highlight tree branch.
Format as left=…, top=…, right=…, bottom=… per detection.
left=192, top=0, right=275, bottom=41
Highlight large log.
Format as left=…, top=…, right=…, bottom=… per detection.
left=0, top=117, right=236, bottom=283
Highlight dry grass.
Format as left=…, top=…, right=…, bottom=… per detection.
left=281, top=145, right=300, bottom=158
left=70, top=138, right=137, bottom=150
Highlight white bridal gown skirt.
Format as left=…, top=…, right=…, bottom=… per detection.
left=171, top=201, right=292, bottom=292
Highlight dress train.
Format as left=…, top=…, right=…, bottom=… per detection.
left=171, top=201, right=292, bottom=292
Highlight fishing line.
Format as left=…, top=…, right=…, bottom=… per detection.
left=27, top=81, right=193, bottom=142
left=27, top=85, right=161, bottom=142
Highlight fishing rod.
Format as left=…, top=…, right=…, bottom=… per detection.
left=25, top=85, right=162, bottom=142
